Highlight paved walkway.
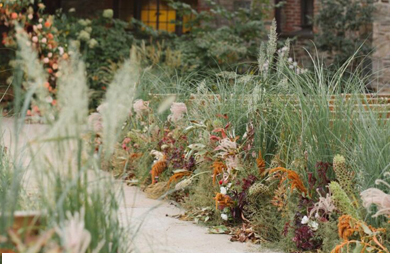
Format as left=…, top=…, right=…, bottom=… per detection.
left=120, top=185, right=268, bottom=253
left=1, top=117, right=271, bottom=253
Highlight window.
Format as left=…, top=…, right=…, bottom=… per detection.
left=140, top=0, right=176, bottom=32
left=130, top=0, right=197, bottom=34
left=301, top=0, right=314, bottom=30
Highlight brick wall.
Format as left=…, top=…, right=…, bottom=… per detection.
left=282, top=0, right=302, bottom=32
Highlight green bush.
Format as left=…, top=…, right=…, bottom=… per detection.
left=315, top=0, right=375, bottom=68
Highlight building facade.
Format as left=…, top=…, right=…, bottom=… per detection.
left=43, top=0, right=390, bottom=93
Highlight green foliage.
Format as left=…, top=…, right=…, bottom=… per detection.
left=333, top=154, right=355, bottom=197
left=329, top=182, right=359, bottom=219
left=315, top=0, right=375, bottom=68
left=0, top=28, right=136, bottom=253
left=316, top=219, right=341, bottom=252
left=54, top=11, right=136, bottom=107
left=132, top=0, right=271, bottom=73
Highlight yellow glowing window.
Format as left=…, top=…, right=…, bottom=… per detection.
left=140, top=0, right=196, bottom=34
left=141, top=0, right=176, bottom=32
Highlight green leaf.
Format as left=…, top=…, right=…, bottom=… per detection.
left=353, top=241, right=363, bottom=253
left=360, top=223, right=372, bottom=235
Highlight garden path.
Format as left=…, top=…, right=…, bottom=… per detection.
left=120, top=185, right=272, bottom=253
left=1, top=117, right=272, bottom=253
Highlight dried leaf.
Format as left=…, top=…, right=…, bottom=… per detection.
left=208, top=225, right=229, bottom=234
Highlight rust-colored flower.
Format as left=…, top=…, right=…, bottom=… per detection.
left=338, top=215, right=355, bottom=241
left=256, top=150, right=266, bottom=175
left=214, top=193, right=233, bottom=210
left=333, top=215, right=389, bottom=253
left=269, top=167, right=308, bottom=195
left=151, top=159, right=167, bottom=185
left=167, top=170, right=192, bottom=188
left=212, top=161, right=226, bottom=185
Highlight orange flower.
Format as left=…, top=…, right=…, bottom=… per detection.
left=256, top=150, right=266, bottom=175
left=214, top=193, right=233, bottom=210
left=269, top=167, right=308, bottom=195
left=167, top=170, right=191, bottom=188
left=47, top=33, right=54, bottom=39
left=11, top=12, right=18, bottom=19
left=44, top=21, right=52, bottom=28
left=211, top=161, right=226, bottom=185
left=150, top=158, right=167, bottom=185
left=338, top=215, right=355, bottom=241
left=333, top=215, right=389, bottom=253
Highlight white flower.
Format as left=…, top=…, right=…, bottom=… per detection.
left=168, top=102, right=187, bottom=123
left=161, top=144, right=169, bottom=150
left=78, top=30, right=90, bottom=42
left=88, top=39, right=98, bottom=49
left=37, top=24, right=43, bottom=29
left=221, top=213, right=228, bottom=221
left=226, top=155, right=240, bottom=171
left=301, top=215, right=309, bottom=225
left=293, top=62, right=298, bottom=67
left=28, top=14, right=33, bottom=20
left=48, top=52, right=53, bottom=58
left=103, top=9, right=114, bottom=19
left=215, top=138, right=237, bottom=152
left=288, top=57, right=293, bottom=63
left=43, top=57, right=49, bottom=63
left=69, top=8, right=76, bottom=13
left=88, top=113, right=103, bottom=134
left=360, top=180, right=390, bottom=218
left=263, top=60, right=269, bottom=71
left=55, top=208, right=91, bottom=253
left=150, top=150, right=165, bottom=162
left=58, top=47, right=65, bottom=55
left=45, top=96, right=53, bottom=103
left=41, top=37, right=47, bottom=43
left=32, top=36, right=38, bottom=43
left=78, top=19, right=88, bottom=26
left=97, top=103, right=108, bottom=113
left=133, top=99, right=149, bottom=117
left=220, top=187, right=227, bottom=195
left=308, top=221, right=319, bottom=231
